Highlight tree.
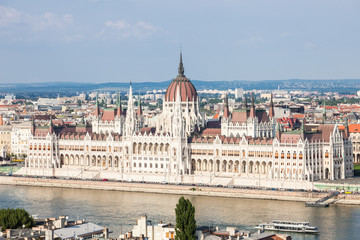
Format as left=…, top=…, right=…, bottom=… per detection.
left=175, top=196, right=196, bottom=240
left=0, top=208, right=35, bottom=231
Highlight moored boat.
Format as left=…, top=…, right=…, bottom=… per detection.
left=255, top=220, right=319, bottom=234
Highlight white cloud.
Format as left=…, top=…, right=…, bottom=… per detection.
left=0, top=5, right=22, bottom=26
left=105, top=20, right=130, bottom=30
left=101, top=19, right=163, bottom=40
left=0, top=5, right=73, bottom=31
left=32, top=12, right=73, bottom=30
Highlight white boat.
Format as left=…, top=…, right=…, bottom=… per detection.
left=255, top=220, right=319, bottom=234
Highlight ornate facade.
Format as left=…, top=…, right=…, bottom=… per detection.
left=20, top=54, right=354, bottom=188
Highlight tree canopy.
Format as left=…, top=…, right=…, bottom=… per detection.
left=175, top=196, right=196, bottom=240
left=0, top=208, right=35, bottom=231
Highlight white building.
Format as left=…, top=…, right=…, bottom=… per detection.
left=235, top=88, right=244, bottom=99
left=11, top=122, right=32, bottom=158
left=129, top=215, right=175, bottom=240
left=19, top=53, right=353, bottom=188
left=4, top=94, right=15, bottom=102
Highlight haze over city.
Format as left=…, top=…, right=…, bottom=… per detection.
left=1, top=0, right=360, bottom=83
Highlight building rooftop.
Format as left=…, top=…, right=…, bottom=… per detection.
left=54, top=222, right=104, bottom=240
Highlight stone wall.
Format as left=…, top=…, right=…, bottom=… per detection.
left=1, top=176, right=360, bottom=205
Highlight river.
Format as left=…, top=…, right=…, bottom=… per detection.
left=0, top=185, right=359, bottom=240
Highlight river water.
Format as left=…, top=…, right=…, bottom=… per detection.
left=0, top=185, right=359, bottom=240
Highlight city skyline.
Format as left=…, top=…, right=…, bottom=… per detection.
left=0, top=0, right=359, bottom=83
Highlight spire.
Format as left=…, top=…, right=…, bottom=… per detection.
left=275, top=120, right=281, bottom=140
left=49, top=115, right=54, bottom=134
left=137, top=93, right=143, bottom=117
left=223, top=93, right=230, bottom=119
left=117, top=92, right=122, bottom=117
left=95, top=93, right=100, bottom=117
left=244, top=93, right=248, bottom=109
left=250, top=92, right=256, bottom=118
left=269, top=93, right=275, bottom=118
left=129, top=81, right=133, bottom=101
left=344, top=116, right=349, bottom=138
left=174, top=86, right=183, bottom=137
left=301, top=118, right=306, bottom=140
left=175, top=84, right=181, bottom=105
left=31, top=117, right=35, bottom=135
left=125, top=82, right=135, bottom=136
left=322, top=101, right=326, bottom=123
left=177, top=49, right=185, bottom=78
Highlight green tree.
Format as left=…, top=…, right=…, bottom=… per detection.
left=0, top=208, right=35, bottom=231
left=175, top=196, right=196, bottom=240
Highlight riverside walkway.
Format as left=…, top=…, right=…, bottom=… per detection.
left=1, top=176, right=360, bottom=205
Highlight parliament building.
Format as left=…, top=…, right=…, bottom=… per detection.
left=19, top=53, right=354, bottom=189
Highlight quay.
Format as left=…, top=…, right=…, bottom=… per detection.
left=1, top=176, right=360, bottom=205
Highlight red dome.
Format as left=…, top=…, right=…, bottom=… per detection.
left=165, top=77, right=198, bottom=102
left=165, top=52, right=198, bottom=102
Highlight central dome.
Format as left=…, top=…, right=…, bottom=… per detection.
left=164, top=53, right=198, bottom=102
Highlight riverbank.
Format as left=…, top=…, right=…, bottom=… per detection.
left=1, top=176, right=360, bottom=205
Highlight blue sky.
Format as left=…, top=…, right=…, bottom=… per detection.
left=0, top=0, right=359, bottom=83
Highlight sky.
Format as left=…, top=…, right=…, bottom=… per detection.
left=0, top=0, right=359, bottom=83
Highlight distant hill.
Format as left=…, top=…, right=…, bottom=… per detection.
left=0, top=79, right=359, bottom=97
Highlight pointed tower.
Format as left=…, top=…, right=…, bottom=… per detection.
left=223, top=93, right=230, bottom=119
left=117, top=92, right=122, bottom=117
left=178, top=49, right=185, bottom=78
left=95, top=93, right=100, bottom=117
left=49, top=115, right=54, bottom=134
left=269, top=93, right=275, bottom=118
left=31, top=117, right=36, bottom=135
left=344, top=116, right=349, bottom=139
left=244, top=93, right=248, bottom=109
left=173, top=86, right=183, bottom=137
left=137, top=93, right=143, bottom=117
left=322, top=101, right=326, bottom=124
left=301, top=118, right=306, bottom=140
left=275, top=120, right=281, bottom=140
left=125, top=82, right=135, bottom=136
left=250, top=93, right=256, bottom=119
